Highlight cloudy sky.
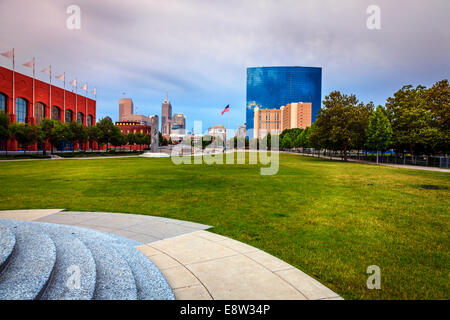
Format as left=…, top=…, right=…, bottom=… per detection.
left=1, top=0, right=449, bottom=131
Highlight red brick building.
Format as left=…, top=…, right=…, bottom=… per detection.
left=0, top=66, right=96, bottom=151
left=115, top=121, right=152, bottom=135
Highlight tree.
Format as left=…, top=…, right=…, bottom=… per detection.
left=366, top=106, right=393, bottom=163
left=385, top=84, right=440, bottom=156
left=144, top=134, right=151, bottom=149
left=312, top=91, right=372, bottom=160
left=281, top=135, right=293, bottom=150
left=10, top=123, right=38, bottom=153
left=39, top=118, right=55, bottom=154
left=68, top=122, right=87, bottom=151
left=159, top=132, right=168, bottom=146
left=0, top=110, right=10, bottom=156
left=48, top=121, right=66, bottom=152
left=86, top=125, right=101, bottom=151
left=135, top=132, right=145, bottom=151
left=97, top=117, right=116, bottom=151
left=110, top=129, right=126, bottom=151
left=127, top=133, right=136, bottom=151
left=425, top=79, right=450, bottom=154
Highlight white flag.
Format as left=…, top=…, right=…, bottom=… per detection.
left=81, top=83, right=88, bottom=91
left=91, top=88, right=96, bottom=95
left=69, top=79, right=77, bottom=86
left=23, top=59, right=35, bottom=69
left=55, top=73, right=65, bottom=81
left=0, top=49, right=14, bottom=60
left=41, top=66, right=51, bottom=75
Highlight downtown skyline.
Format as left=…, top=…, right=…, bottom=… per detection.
left=1, top=0, right=449, bottom=131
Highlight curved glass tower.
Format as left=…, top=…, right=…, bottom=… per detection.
left=246, top=66, right=322, bottom=137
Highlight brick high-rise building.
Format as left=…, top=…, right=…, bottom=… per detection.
left=253, top=102, right=311, bottom=139
left=119, top=98, right=133, bottom=121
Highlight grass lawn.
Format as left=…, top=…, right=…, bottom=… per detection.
left=0, top=153, right=448, bottom=299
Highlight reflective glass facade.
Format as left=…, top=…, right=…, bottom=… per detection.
left=246, top=66, right=321, bottom=136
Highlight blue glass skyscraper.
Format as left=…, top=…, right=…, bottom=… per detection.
left=246, top=66, right=322, bottom=136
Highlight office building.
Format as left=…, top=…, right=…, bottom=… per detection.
left=246, top=66, right=321, bottom=137
left=119, top=98, right=133, bottom=121
left=161, top=94, right=172, bottom=135
left=173, top=113, right=186, bottom=129
left=253, top=102, right=312, bottom=139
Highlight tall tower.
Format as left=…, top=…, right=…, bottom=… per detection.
left=119, top=98, right=134, bottom=122
left=161, top=92, right=172, bottom=135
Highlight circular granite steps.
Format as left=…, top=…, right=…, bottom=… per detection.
left=0, top=223, right=15, bottom=274
left=0, top=223, right=56, bottom=300
left=0, top=219, right=174, bottom=300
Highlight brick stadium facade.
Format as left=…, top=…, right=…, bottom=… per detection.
left=0, top=66, right=96, bottom=151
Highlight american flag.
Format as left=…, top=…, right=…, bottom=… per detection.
left=221, top=104, right=230, bottom=115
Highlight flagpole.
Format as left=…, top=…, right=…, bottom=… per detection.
left=75, top=78, right=77, bottom=120
left=32, top=58, right=35, bottom=120
left=12, top=48, right=15, bottom=116
left=85, top=83, right=88, bottom=126
left=49, top=66, right=52, bottom=118
left=63, top=73, right=66, bottom=122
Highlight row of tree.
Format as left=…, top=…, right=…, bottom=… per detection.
left=0, top=115, right=153, bottom=155
left=277, top=80, right=449, bottom=161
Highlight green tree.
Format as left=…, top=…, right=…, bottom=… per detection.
left=127, top=133, right=136, bottom=151
left=385, top=84, right=441, bottom=156
left=10, top=123, right=38, bottom=153
left=144, top=134, right=151, bottom=149
left=68, top=122, right=87, bottom=151
left=49, top=121, right=66, bottom=152
left=97, top=117, right=116, bottom=150
left=86, top=125, right=101, bottom=151
left=39, top=118, right=55, bottom=154
left=281, top=135, right=293, bottom=150
left=0, top=110, right=11, bottom=156
left=159, top=132, right=168, bottom=146
left=135, top=132, right=145, bottom=150
left=110, top=129, right=126, bottom=151
left=311, top=91, right=372, bottom=160
left=425, top=79, right=450, bottom=154
left=366, top=106, right=393, bottom=163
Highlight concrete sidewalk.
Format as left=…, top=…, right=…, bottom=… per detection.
left=0, top=209, right=342, bottom=300
left=283, top=151, right=450, bottom=173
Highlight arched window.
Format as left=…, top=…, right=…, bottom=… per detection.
left=87, top=115, right=93, bottom=127
left=77, top=112, right=84, bottom=125
left=35, top=102, right=46, bottom=125
left=65, top=109, right=73, bottom=123
left=0, top=93, right=6, bottom=113
left=16, top=98, right=28, bottom=123
left=52, top=106, right=61, bottom=121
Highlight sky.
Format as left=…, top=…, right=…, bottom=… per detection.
left=0, top=0, right=449, bottom=132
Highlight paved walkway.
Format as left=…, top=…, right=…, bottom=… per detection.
left=283, top=151, right=450, bottom=173
left=0, top=209, right=342, bottom=300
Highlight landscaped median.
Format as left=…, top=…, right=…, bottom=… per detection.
left=0, top=152, right=448, bottom=300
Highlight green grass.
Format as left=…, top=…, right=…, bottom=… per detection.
left=0, top=153, right=448, bottom=300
